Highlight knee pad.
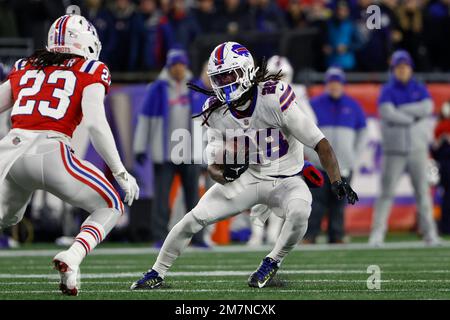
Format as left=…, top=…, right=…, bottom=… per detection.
left=285, top=198, right=311, bottom=225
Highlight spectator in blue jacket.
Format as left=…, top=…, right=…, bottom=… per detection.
left=304, top=67, right=367, bottom=243
left=369, top=50, right=440, bottom=246
left=324, top=0, right=362, bottom=70
left=133, top=49, right=206, bottom=247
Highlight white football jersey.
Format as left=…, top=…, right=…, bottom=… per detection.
left=204, top=80, right=325, bottom=179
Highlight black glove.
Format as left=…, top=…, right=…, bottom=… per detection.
left=135, top=153, right=147, bottom=166
left=331, top=178, right=359, bottom=205
left=222, top=163, right=249, bottom=182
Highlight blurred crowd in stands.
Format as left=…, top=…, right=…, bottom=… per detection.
left=1, top=0, right=450, bottom=73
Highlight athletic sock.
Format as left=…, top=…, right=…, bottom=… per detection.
left=66, top=208, right=120, bottom=266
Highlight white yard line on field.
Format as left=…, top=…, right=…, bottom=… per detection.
left=0, top=270, right=363, bottom=280
left=1, top=269, right=450, bottom=280
left=2, top=262, right=450, bottom=271
left=1, top=241, right=449, bottom=258
left=2, top=279, right=450, bottom=286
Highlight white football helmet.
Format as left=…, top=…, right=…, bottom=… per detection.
left=47, top=14, right=102, bottom=60
left=207, top=42, right=258, bottom=104
left=267, top=55, right=294, bottom=84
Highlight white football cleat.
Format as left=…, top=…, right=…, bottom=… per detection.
left=53, top=251, right=81, bottom=296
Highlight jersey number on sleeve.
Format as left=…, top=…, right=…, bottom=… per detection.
left=12, top=70, right=76, bottom=120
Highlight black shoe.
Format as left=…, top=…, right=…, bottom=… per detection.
left=130, top=269, right=164, bottom=290
left=248, top=257, right=280, bottom=288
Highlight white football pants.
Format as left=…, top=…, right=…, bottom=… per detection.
left=152, top=172, right=312, bottom=277
left=0, top=137, right=123, bottom=229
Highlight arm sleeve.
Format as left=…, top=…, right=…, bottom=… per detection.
left=397, top=99, right=433, bottom=118
left=0, top=80, right=13, bottom=114
left=281, top=101, right=325, bottom=149
left=379, top=102, right=415, bottom=125
left=81, top=83, right=125, bottom=174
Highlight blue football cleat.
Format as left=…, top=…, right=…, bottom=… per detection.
left=130, top=269, right=164, bottom=290
left=248, top=257, right=280, bottom=288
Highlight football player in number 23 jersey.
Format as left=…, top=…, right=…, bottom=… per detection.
left=0, top=14, right=139, bottom=296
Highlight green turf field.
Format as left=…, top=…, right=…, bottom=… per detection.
left=1, top=241, right=450, bottom=300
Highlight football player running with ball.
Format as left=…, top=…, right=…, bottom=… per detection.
left=131, top=42, right=357, bottom=290
left=0, top=14, right=139, bottom=296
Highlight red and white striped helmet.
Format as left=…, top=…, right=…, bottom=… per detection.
left=47, top=14, right=101, bottom=60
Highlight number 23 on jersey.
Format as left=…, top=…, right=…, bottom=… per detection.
left=12, top=69, right=76, bottom=120
left=8, top=58, right=111, bottom=138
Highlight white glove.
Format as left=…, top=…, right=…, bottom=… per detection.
left=113, top=171, right=140, bottom=206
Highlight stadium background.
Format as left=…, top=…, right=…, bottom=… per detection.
left=1, top=0, right=450, bottom=245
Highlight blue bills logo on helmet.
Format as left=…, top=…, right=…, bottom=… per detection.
left=231, top=44, right=250, bottom=57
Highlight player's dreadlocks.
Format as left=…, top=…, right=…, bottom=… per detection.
left=26, top=49, right=79, bottom=70
left=189, top=56, right=283, bottom=126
